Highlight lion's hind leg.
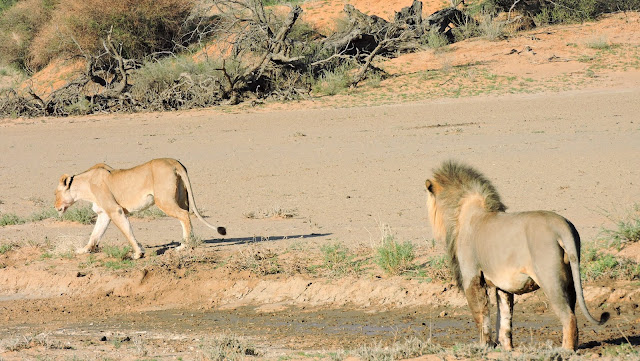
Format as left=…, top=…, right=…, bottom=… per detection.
left=496, top=289, right=514, bottom=350
left=464, top=275, right=494, bottom=346
left=535, top=268, right=578, bottom=350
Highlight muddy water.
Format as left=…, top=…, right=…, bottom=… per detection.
left=2, top=304, right=631, bottom=357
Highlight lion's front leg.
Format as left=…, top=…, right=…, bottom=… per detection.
left=77, top=209, right=110, bottom=254
left=464, top=275, right=493, bottom=346
left=496, top=289, right=514, bottom=350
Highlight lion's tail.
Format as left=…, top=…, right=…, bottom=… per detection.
left=559, top=219, right=608, bottom=325
left=175, top=161, right=227, bottom=236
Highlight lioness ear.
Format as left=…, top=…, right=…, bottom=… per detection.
left=59, top=174, right=71, bottom=189
left=425, top=179, right=434, bottom=194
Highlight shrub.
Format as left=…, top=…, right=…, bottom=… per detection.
left=374, top=236, right=416, bottom=276
left=129, top=56, right=228, bottom=110
left=426, top=28, right=449, bottom=49
left=28, top=0, right=197, bottom=70
left=533, top=0, right=640, bottom=25
left=478, top=13, right=505, bottom=40
left=0, top=0, right=54, bottom=71
left=312, top=64, right=352, bottom=96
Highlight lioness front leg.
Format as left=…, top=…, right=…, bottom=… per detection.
left=77, top=210, right=110, bottom=254
left=109, top=208, right=145, bottom=259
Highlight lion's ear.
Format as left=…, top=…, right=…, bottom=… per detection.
left=59, top=174, right=71, bottom=189
left=425, top=179, right=434, bottom=194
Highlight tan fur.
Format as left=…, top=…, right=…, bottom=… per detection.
left=425, top=160, right=608, bottom=350
left=55, top=158, right=226, bottom=259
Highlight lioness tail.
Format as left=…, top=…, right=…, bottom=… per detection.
left=175, top=162, right=226, bottom=236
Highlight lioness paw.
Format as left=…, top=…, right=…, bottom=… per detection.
left=76, top=247, right=92, bottom=254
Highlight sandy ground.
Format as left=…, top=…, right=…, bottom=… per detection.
left=1, top=2, right=640, bottom=360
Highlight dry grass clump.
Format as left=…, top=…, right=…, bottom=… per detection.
left=229, top=245, right=283, bottom=276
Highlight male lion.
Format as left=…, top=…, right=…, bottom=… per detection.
left=424, top=160, right=608, bottom=350
left=55, top=158, right=226, bottom=259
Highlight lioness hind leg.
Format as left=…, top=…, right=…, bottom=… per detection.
left=155, top=200, right=192, bottom=250
left=496, top=289, right=514, bottom=350
left=464, top=276, right=493, bottom=346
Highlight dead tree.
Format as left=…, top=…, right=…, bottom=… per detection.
left=209, top=0, right=308, bottom=103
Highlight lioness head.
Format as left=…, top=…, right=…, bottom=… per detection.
left=55, top=174, right=75, bottom=216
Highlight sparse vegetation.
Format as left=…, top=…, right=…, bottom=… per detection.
left=129, top=206, right=166, bottom=219
left=203, top=334, right=259, bottom=361
left=600, top=203, right=640, bottom=248
left=374, top=236, right=416, bottom=276
left=354, top=337, right=443, bottom=361
left=0, top=212, right=24, bottom=226
left=231, top=246, right=282, bottom=276
left=312, top=64, right=354, bottom=96
left=426, top=28, right=450, bottom=49
left=581, top=244, right=640, bottom=281
left=414, top=254, right=450, bottom=283
left=319, top=243, right=365, bottom=277
left=244, top=206, right=298, bottom=219
left=60, top=205, right=96, bottom=225
left=0, top=242, right=15, bottom=254
left=103, top=245, right=132, bottom=261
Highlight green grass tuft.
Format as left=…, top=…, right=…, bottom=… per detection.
left=0, top=243, right=15, bottom=254
left=60, top=206, right=96, bottom=225
left=319, top=243, right=364, bottom=277
left=374, top=236, right=416, bottom=276
left=0, top=213, right=25, bottom=226
left=103, top=245, right=132, bottom=261
left=600, top=204, right=640, bottom=248
left=581, top=245, right=640, bottom=281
